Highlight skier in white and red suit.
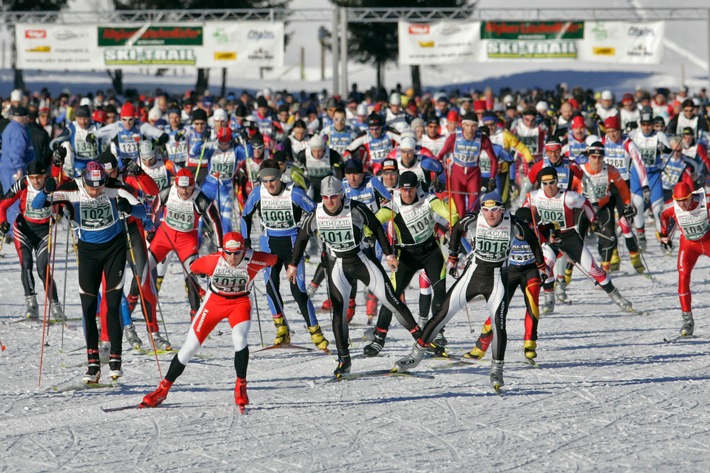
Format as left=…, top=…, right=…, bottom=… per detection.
left=659, top=182, right=710, bottom=338
left=436, top=111, right=498, bottom=214
left=148, top=168, right=223, bottom=319
left=140, top=232, right=278, bottom=412
left=524, top=166, right=634, bottom=313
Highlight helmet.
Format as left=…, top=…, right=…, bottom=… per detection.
left=83, top=161, right=106, bottom=188
left=673, top=182, right=692, bottom=201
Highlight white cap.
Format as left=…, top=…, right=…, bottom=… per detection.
left=410, top=118, right=425, bottom=129
left=148, top=107, right=162, bottom=121
left=10, top=89, right=23, bottom=102
left=400, top=137, right=416, bottom=150
left=356, top=103, right=368, bottom=116
left=390, top=93, right=401, bottom=105
left=503, top=94, right=514, bottom=104
left=601, top=90, right=613, bottom=101
left=400, top=129, right=416, bottom=140
left=262, top=87, right=272, bottom=97
left=139, top=140, right=156, bottom=159
left=213, top=108, right=228, bottom=121
left=536, top=101, right=549, bottom=113
left=585, top=134, right=600, bottom=146
left=309, top=134, right=325, bottom=149
left=80, top=97, right=92, bottom=108
left=321, top=176, right=343, bottom=195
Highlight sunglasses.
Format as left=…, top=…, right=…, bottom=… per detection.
left=121, top=117, right=134, bottom=121
left=261, top=178, right=279, bottom=184
left=481, top=205, right=504, bottom=213
left=224, top=249, right=243, bottom=255
left=541, top=179, right=558, bottom=186
left=322, top=194, right=340, bottom=200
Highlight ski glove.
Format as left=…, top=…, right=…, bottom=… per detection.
left=447, top=255, right=459, bottom=278
left=0, top=221, right=9, bottom=235
left=125, top=160, right=143, bottom=176
left=116, top=196, right=133, bottom=214
left=659, top=232, right=673, bottom=252
left=487, top=178, right=497, bottom=192
left=642, top=185, right=651, bottom=206
left=44, top=177, right=57, bottom=194
left=174, top=130, right=185, bottom=142
left=622, top=204, right=636, bottom=220
left=86, top=133, right=97, bottom=145
left=157, top=133, right=170, bottom=146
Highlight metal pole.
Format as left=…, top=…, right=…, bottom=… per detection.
left=707, top=9, right=710, bottom=92
left=340, top=7, right=348, bottom=97
left=332, top=7, right=339, bottom=96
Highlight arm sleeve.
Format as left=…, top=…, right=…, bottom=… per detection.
left=514, top=217, right=544, bottom=266
left=504, top=130, right=533, bottom=163
left=626, top=140, right=648, bottom=187
left=481, top=136, right=498, bottom=179
left=436, top=134, right=456, bottom=161
left=189, top=254, right=220, bottom=277
left=356, top=202, right=393, bottom=256
left=449, top=214, right=475, bottom=255
left=289, top=212, right=317, bottom=265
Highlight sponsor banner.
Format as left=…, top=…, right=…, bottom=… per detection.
left=579, top=21, right=664, bottom=64
left=398, top=20, right=480, bottom=65
left=398, top=20, right=663, bottom=65
left=16, top=22, right=284, bottom=70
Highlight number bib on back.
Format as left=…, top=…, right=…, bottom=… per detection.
left=164, top=187, right=196, bottom=232
left=396, top=194, right=434, bottom=244
left=259, top=186, right=296, bottom=230
left=24, top=184, right=52, bottom=220
left=316, top=202, right=357, bottom=252
left=675, top=192, right=710, bottom=241
left=79, top=193, right=115, bottom=230
left=210, top=257, right=251, bottom=295
left=209, top=149, right=236, bottom=180
left=582, top=167, right=610, bottom=204
left=474, top=215, right=511, bottom=263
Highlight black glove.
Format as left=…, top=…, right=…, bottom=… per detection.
left=116, top=196, right=133, bottom=214
left=642, top=185, right=651, bottom=206
left=487, top=178, right=497, bottom=192
left=0, top=221, right=9, bottom=235
left=622, top=204, right=636, bottom=220
left=52, top=141, right=62, bottom=151
left=86, top=133, right=96, bottom=145
left=125, top=160, right=143, bottom=176
left=53, top=146, right=67, bottom=166
left=174, top=130, right=185, bottom=142
left=446, top=254, right=459, bottom=278
left=244, top=238, right=252, bottom=250
left=146, top=231, right=156, bottom=243
left=201, top=131, right=210, bottom=142
left=659, top=232, right=673, bottom=253
left=240, top=129, right=250, bottom=143
left=157, top=133, right=169, bottom=146
left=44, top=177, right=57, bottom=194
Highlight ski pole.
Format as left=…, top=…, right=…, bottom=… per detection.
left=37, top=201, right=57, bottom=388
left=251, top=282, right=265, bottom=347
left=60, top=221, right=71, bottom=350
left=122, top=216, right=162, bottom=377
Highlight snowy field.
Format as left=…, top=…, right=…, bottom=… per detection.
left=1, top=218, right=709, bottom=472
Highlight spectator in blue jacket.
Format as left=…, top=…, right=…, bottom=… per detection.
left=0, top=106, right=37, bottom=230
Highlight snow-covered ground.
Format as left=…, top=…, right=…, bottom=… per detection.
left=1, top=218, right=709, bottom=472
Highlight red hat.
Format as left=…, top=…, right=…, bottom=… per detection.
left=120, top=102, right=136, bottom=118
left=92, top=109, right=106, bottom=124
left=175, top=168, right=195, bottom=187
left=604, top=116, right=620, bottom=131
left=473, top=100, right=486, bottom=112
left=217, top=126, right=233, bottom=143
left=673, top=182, right=692, bottom=201
left=571, top=115, right=585, bottom=129
left=447, top=110, right=461, bottom=122
left=622, top=93, right=634, bottom=104
left=223, top=232, right=245, bottom=252
left=567, top=98, right=579, bottom=110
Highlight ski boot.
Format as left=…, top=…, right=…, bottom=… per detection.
left=155, top=276, right=164, bottom=291
left=428, top=341, right=448, bottom=358
left=629, top=251, right=645, bottom=273
left=334, top=355, right=352, bottom=377
left=108, top=354, right=123, bottom=381
left=680, top=312, right=694, bottom=337
left=141, top=379, right=173, bottom=407
left=564, top=265, right=574, bottom=286
left=124, top=324, right=143, bottom=350
left=346, top=298, right=356, bottom=323
left=392, top=340, right=427, bottom=372
left=306, top=282, right=319, bottom=299
left=554, top=279, right=568, bottom=302
left=272, top=316, right=291, bottom=345
left=82, top=349, right=101, bottom=384
left=524, top=340, right=537, bottom=360
left=51, top=301, right=67, bottom=322
left=24, top=295, right=39, bottom=319
left=433, top=330, right=448, bottom=347
left=601, top=261, right=611, bottom=272
left=463, top=346, right=486, bottom=360
left=363, top=328, right=387, bottom=357
left=609, top=248, right=621, bottom=271
left=608, top=287, right=632, bottom=311
left=490, top=360, right=505, bottom=390
left=308, top=324, right=329, bottom=351
left=98, top=341, right=111, bottom=364
left=636, top=230, right=647, bottom=252
left=152, top=332, right=172, bottom=351
left=542, top=291, right=555, bottom=314
left=235, top=377, right=249, bottom=412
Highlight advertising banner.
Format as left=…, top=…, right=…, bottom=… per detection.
left=15, top=22, right=284, bottom=70
left=398, top=20, right=663, bottom=65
